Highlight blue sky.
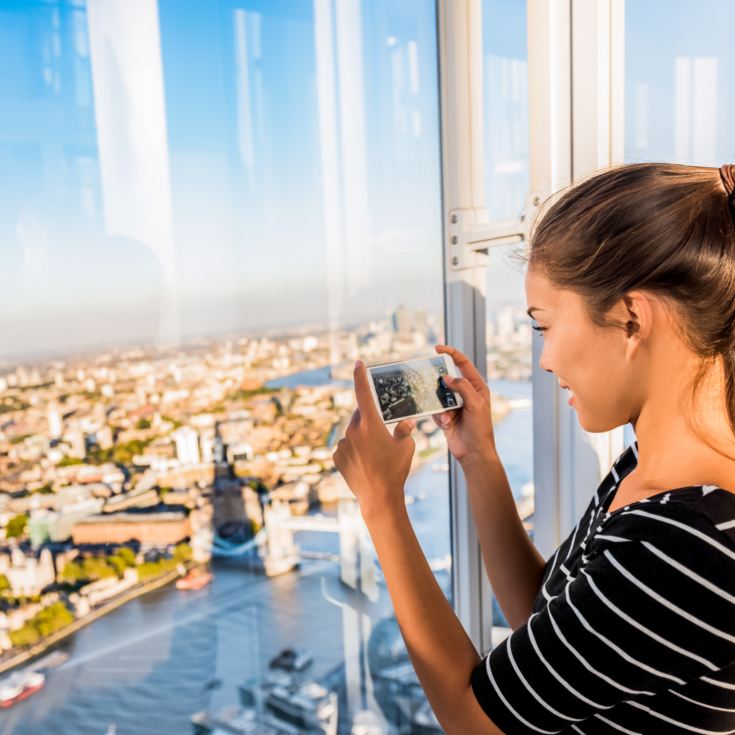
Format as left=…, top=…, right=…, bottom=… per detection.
left=0, top=0, right=733, bottom=361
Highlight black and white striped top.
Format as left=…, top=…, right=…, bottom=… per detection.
left=471, top=440, right=735, bottom=734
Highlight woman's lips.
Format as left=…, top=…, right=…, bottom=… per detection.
left=560, top=383, right=575, bottom=405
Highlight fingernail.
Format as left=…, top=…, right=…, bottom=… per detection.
left=354, top=359, right=363, bottom=369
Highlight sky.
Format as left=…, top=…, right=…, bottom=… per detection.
left=0, top=0, right=733, bottom=361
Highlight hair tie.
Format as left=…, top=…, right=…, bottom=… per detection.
left=720, top=164, right=735, bottom=198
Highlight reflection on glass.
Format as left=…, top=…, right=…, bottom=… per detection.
left=0, top=1, right=451, bottom=733
left=485, top=243, right=534, bottom=636
left=624, top=0, right=735, bottom=165
left=482, top=0, right=529, bottom=221
left=479, top=0, right=531, bottom=640
left=623, top=0, right=734, bottom=451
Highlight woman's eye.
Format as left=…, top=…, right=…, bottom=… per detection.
left=531, top=325, right=546, bottom=334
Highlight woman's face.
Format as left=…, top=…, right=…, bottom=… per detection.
left=524, top=268, right=644, bottom=433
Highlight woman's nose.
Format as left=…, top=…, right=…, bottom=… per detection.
left=539, top=351, right=553, bottom=374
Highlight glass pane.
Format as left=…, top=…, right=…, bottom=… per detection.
left=485, top=243, right=534, bottom=639
left=624, top=0, right=735, bottom=166
left=482, top=0, right=530, bottom=221
left=0, top=1, right=448, bottom=733
left=623, top=0, right=735, bottom=451
left=481, top=0, right=532, bottom=642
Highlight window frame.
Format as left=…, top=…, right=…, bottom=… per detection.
left=437, top=0, right=627, bottom=654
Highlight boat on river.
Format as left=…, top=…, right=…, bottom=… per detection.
left=176, top=567, right=213, bottom=590
left=0, top=670, right=45, bottom=708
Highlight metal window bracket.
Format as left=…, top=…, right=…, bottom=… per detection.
left=447, top=191, right=544, bottom=271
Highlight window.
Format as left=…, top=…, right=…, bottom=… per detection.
left=623, top=0, right=735, bottom=450
left=485, top=244, right=534, bottom=634
left=481, top=0, right=533, bottom=636
left=624, top=0, right=735, bottom=167
left=0, top=1, right=449, bottom=732
left=482, top=0, right=529, bottom=222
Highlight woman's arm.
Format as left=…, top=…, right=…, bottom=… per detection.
left=360, top=501, right=504, bottom=735
left=432, top=345, right=547, bottom=629
left=333, top=361, right=505, bottom=734
left=461, top=451, right=547, bottom=630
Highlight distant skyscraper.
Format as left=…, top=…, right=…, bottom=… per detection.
left=173, top=426, right=200, bottom=465
left=200, top=432, right=215, bottom=463
left=391, top=305, right=414, bottom=334
left=65, top=429, right=87, bottom=459
left=96, top=425, right=114, bottom=451
left=47, top=404, right=63, bottom=440
left=496, top=305, right=515, bottom=339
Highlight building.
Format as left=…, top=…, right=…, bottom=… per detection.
left=72, top=510, right=191, bottom=546
left=29, top=497, right=105, bottom=545
left=0, top=548, right=56, bottom=596
left=173, top=426, right=200, bottom=465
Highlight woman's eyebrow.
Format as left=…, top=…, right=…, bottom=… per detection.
left=526, top=306, right=547, bottom=318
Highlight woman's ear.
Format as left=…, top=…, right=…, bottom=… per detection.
left=621, top=291, right=653, bottom=341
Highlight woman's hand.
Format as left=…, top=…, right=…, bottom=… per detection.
left=432, top=344, right=498, bottom=466
left=332, top=360, right=417, bottom=517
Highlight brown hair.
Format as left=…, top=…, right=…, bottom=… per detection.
left=521, top=162, right=735, bottom=450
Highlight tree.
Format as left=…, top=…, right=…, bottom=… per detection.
left=117, top=547, right=137, bottom=567
left=9, top=624, right=40, bottom=648
left=107, top=555, right=127, bottom=577
left=82, top=557, right=116, bottom=580
left=61, top=560, right=86, bottom=583
left=62, top=556, right=116, bottom=582
left=172, top=543, right=192, bottom=563
left=9, top=602, right=74, bottom=647
left=34, top=602, right=73, bottom=637
left=6, top=514, right=28, bottom=539
left=112, top=438, right=152, bottom=464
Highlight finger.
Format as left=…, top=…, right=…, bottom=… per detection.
left=433, top=411, right=454, bottom=429
left=353, top=360, right=386, bottom=429
left=345, top=408, right=360, bottom=437
left=434, top=345, right=488, bottom=396
left=393, top=418, right=416, bottom=439
left=442, top=375, right=481, bottom=410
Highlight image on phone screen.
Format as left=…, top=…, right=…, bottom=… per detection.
left=370, top=356, right=458, bottom=422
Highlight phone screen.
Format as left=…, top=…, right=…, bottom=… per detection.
left=369, top=356, right=459, bottom=422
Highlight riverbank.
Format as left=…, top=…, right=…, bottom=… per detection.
left=0, top=563, right=194, bottom=676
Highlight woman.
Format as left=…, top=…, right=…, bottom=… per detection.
left=333, top=162, right=735, bottom=735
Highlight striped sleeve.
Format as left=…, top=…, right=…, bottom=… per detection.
left=470, top=502, right=735, bottom=734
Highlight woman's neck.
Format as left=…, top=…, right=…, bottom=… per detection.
left=631, top=362, right=735, bottom=494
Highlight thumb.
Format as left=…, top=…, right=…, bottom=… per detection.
left=393, top=418, right=416, bottom=439
left=442, top=375, right=478, bottom=410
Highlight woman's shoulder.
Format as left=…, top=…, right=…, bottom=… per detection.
left=592, top=486, right=735, bottom=558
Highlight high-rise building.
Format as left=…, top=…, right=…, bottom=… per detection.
left=65, top=429, right=87, bottom=459
left=391, top=304, right=414, bottom=334
left=47, top=403, right=63, bottom=440
left=173, top=426, right=200, bottom=465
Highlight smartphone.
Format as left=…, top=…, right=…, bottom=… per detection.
left=366, top=353, right=464, bottom=424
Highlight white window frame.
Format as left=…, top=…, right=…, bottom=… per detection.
left=437, top=0, right=627, bottom=654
